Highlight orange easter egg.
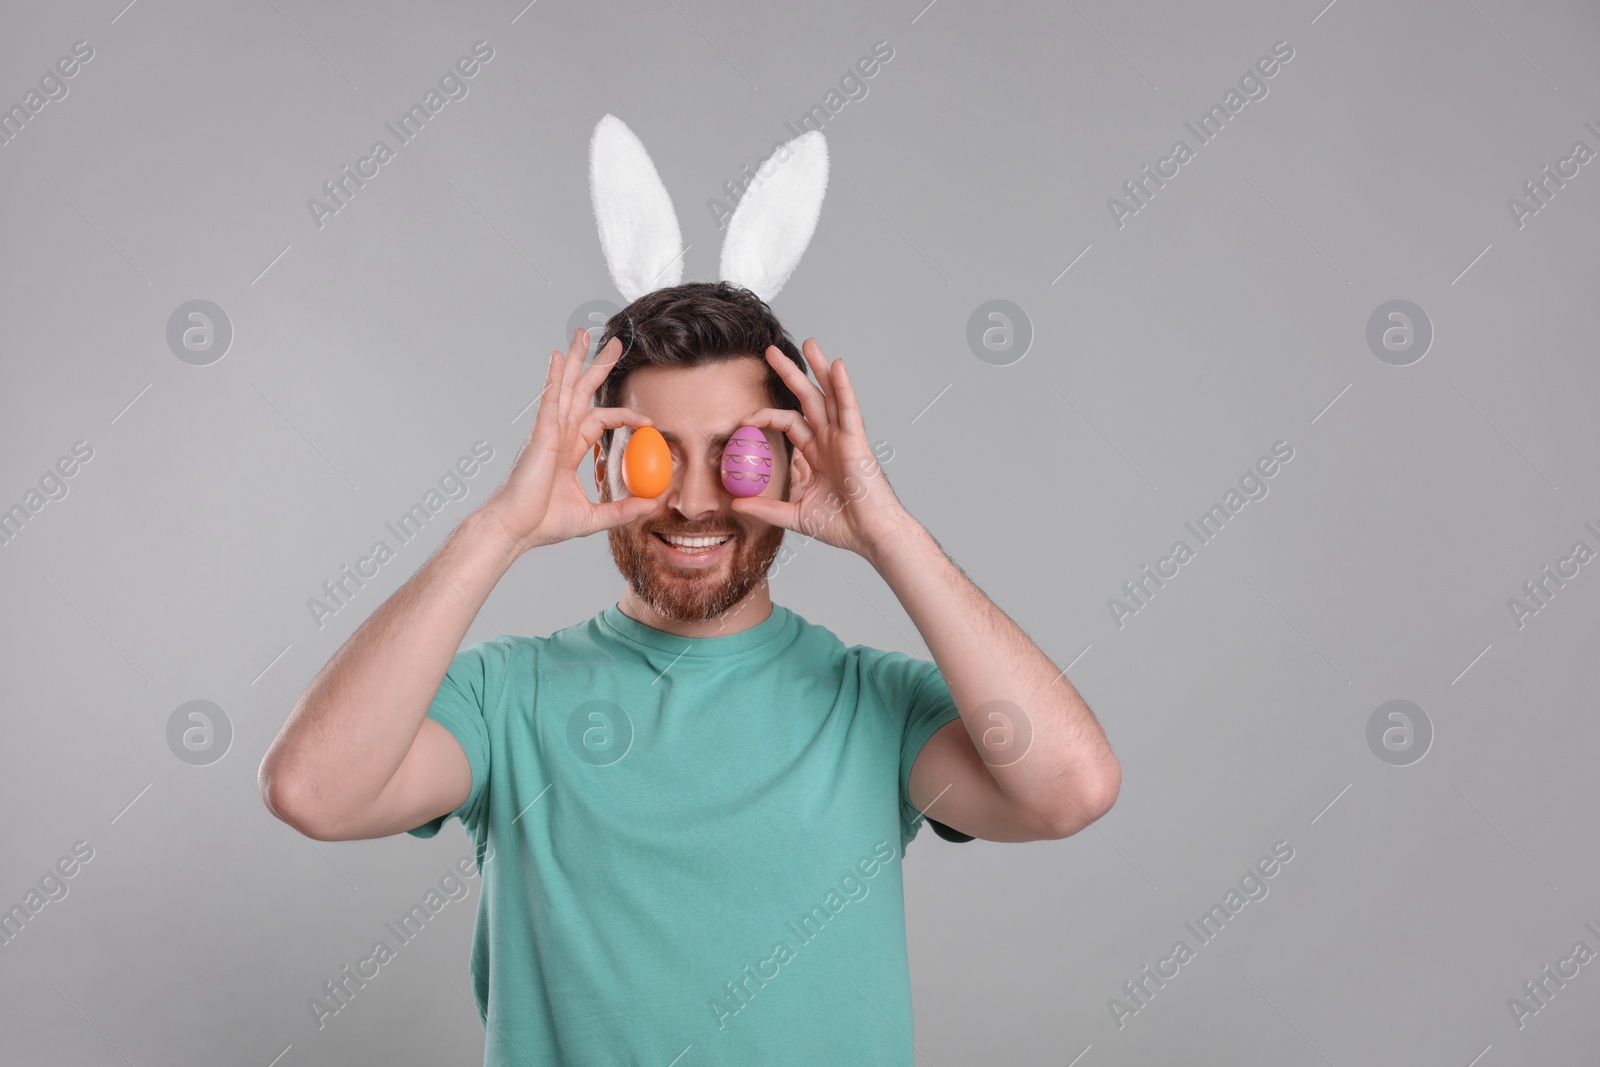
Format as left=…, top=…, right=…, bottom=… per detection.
left=622, top=425, right=672, bottom=498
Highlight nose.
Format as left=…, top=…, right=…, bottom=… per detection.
left=664, top=439, right=728, bottom=524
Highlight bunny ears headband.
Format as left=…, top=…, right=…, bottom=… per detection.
left=589, top=113, right=830, bottom=303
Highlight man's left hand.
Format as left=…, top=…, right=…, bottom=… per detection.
left=730, top=338, right=912, bottom=563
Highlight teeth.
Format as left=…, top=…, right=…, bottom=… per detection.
left=662, top=534, right=731, bottom=548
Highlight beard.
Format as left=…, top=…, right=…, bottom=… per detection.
left=601, top=481, right=788, bottom=625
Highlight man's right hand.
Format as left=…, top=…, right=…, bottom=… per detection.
left=480, top=327, right=661, bottom=555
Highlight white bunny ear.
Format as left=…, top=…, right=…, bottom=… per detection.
left=719, top=130, right=828, bottom=302
left=589, top=114, right=685, bottom=302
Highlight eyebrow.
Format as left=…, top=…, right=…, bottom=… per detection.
left=654, top=428, right=740, bottom=449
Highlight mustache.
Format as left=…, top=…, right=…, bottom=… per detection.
left=648, top=524, right=741, bottom=537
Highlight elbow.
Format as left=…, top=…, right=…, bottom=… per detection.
left=1045, top=759, right=1121, bottom=839
left=258, top=759, right=330, bottom=840
left=1089, top=760, right=1121, bottom=820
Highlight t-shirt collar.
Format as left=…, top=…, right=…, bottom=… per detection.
left=598, top=600, right=794, bottom=657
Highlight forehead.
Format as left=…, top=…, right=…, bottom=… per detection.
left=620, top=359, right=771, bottom=446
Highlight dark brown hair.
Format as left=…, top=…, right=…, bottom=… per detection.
left=592, top=281, right=810, bottom=464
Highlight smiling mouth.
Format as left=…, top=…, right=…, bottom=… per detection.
left=651, top=532, right=736, bottom=559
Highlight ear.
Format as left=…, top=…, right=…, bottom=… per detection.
left=719, top=130, right=828, bottom=302
left=593, top=442, right=607, bottom=496
left=784, top=442, right=812, bottom=500
left=590, top=114, right=686, bottom=302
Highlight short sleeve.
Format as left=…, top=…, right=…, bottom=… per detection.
left=405, top=639, right=504, bottom=839
left=866, top=651, right=971, bottom=848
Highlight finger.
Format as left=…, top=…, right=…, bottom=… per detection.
left=577, top=406, right=654, bottom=454
left=738, top=407, right=818, bottom=459
left=591, top=493, right=662, bottom=533
left=558, top=327, right=589, bottom=423
left=537, top=347, right=562, bottom=412
left=528, top=348, right=564, bottom=442
left=765, top=345, right=830, bottom=432
left=801, top=338, right=839, bottom=429
left=573, top=335, right=624, bottom=411
left=729, top=493, right=798, bottom=532
left=832, top=358, right=867, bottom=437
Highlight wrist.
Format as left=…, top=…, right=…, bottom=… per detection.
left=862, top=510, right=923, bottom=570
left=468, top=502, right=536, bottom=563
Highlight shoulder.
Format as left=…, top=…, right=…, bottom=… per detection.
left=461, top=632, right=535, bottom=664
left=779, top=605, right=938, bottom=687
left=841, top=644, right=947, bottom=720
left=851, top=642, right=939, bottom=688
left=781, top=604, right=845, bottom=651
left=444, top=633, right=550, bottom=693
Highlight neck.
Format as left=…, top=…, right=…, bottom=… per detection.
left=616, top=583, right=775, bottom=638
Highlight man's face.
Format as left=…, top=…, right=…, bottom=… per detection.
left=596, top=358, right=794, bottom=624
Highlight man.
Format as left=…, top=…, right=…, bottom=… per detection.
left=258, top=281, right=1120, bottom=1065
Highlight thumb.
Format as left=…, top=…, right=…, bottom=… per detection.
left=597, top=494, right=661, bottom=531
left=730, top=496, right=790, bottom=530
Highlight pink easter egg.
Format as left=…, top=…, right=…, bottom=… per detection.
left=721, top=425, right=772, bottom=497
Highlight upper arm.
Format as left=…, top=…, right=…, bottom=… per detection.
left=908, top=719, right=1067, bottom=843
left=293, top=718, right=473, bottom=841
left=268, top=637, right=504, bottom=842
left=365, top=718, right=474, bottom=840
left=885, top=651, right=1064, bottom=845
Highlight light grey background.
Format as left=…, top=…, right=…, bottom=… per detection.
left=3, top=0, right=1598, bottom=1064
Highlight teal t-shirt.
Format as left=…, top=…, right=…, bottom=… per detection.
left=406, top=600, right=967, bottom=1066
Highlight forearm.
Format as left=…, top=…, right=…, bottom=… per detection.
left=868, top=517, right=1120, bottom=821
left=259, top=505, right=522, bottom=824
